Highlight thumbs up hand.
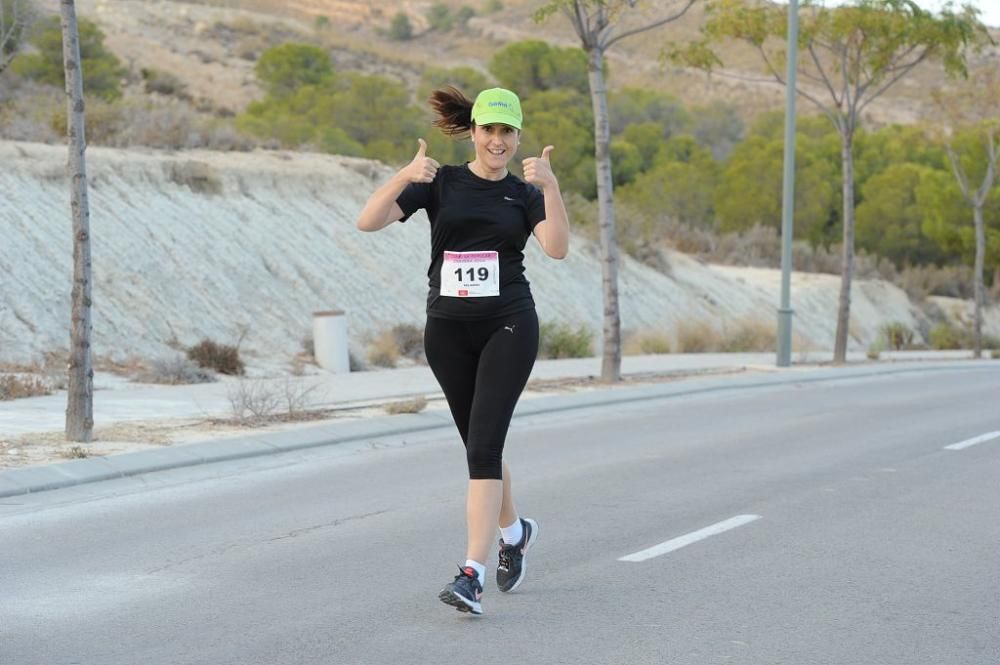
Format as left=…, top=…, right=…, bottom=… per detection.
left=402, top=138, right=440, bottom=184
left=522, top=145, right=556, bottom=190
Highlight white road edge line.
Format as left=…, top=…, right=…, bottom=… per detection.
left=618, top=514, right=762, bottom=563
left=944, top=431, right=1000, bottom=451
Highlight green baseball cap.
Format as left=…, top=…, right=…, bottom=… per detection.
left=471, top=88, right=523, bottom=129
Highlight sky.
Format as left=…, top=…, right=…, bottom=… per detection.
left=796, top=0, right=999, bottom=27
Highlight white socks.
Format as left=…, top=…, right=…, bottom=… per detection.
left=464, top=559, right=486, bottom=587
left=500, top=517, right=523, bottom=547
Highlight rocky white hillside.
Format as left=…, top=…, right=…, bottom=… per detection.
left=1, top=140, right=996, bottom=368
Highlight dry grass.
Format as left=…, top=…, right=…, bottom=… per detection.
left=61, top=445, right=89, bottom=459
left=0, top=374, right=53, bottom=400
left=367, top=331, right=401, bottom=368
left=384, top=396, right=428, bottom=415
left=720, top=317, right=776, bottom=353
left=674, top=320, right=722, bottom=353
left=227, top=377, right=322, bottom=424
left=623, top=330, right=672, bottom=355
left=132, top=355, right=216, bottom=385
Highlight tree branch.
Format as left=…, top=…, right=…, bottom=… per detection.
left=974, top=129, right=998, bottom=206
left=945, top=143, right=974, bottom=205
left=807, top=41, right=841, bottom=106
left=856, top=49, right=930, bottom=115
left=605, top=0, right=696, bottom=49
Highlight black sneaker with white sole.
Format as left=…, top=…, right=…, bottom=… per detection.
left=496, top=517, right=538, bottom=593
left=438, top=566, right=483, bottom=615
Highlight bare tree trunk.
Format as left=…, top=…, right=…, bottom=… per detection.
left=833, top=130, right=855, bottom=364
left=587, top=46, right=621, bottom=382
left=972, top=204, right=985, bottom=358
left=61, top=0, right=93, bottom=442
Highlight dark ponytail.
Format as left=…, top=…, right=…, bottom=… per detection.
left=429, top=86, right=474, bottom=137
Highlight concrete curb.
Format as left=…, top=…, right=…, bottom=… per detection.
left=1, top=360, right=995, bottom=498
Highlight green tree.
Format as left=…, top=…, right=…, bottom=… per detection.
left=675, top=0, right=989, bottom=363
left=621, top=122, right=667, bottom=172
left=12, top=15, right=124, bottom=100
left=619, top=146, right=718, bottom=229
left=608, top=87, right=688, bottom=136
left=335, top=72, right=421, bottom=161
left=855, top=163, right=946, bottom=266
left=688, top=101, right=744, bottom=161
left=929, top=67, right=1000, bottom=355
left=254, top=43, right=333, bottom=98
left=417, top=66, right=492, bottom=104
left=389, top=12, right=413, bottom=40
left=536, top=0, right=698, bottom=382
left=488, top=40, right=590, bottom=98
left=427, top=3, right=453, bottom=31
left=919, top=167, right=1000, bottom=286
left=854, top=125, right=947, bottom=184
left=713, top=133, right=839, bottom=245
left=1, top=0, right=32, bottom=73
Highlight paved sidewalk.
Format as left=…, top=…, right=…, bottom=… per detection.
left=0, top=350, right=983, bottom=498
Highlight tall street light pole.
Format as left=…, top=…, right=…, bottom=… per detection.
left=776, top=0, right=799, bottom=367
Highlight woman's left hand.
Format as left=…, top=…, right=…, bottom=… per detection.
left=522, top=146, right=557, bottom=191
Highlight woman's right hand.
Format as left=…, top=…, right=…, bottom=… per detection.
left=400, top=138, right=440, bottom=183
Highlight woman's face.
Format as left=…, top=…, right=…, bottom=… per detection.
left=471, top=123, right=519, bottom=171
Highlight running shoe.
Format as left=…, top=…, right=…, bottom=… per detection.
left=496, top=517, right=538, bottom=593
left=438, top=566, right=483, bottom=615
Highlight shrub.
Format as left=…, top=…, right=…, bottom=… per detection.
left=623, top=330, right=672, bottom=355
left=227, top=379, right=279, bottom=423
left=427, top=3, right=453, bottom=31
left=11, top=16, right=125, bottom=101
left=674, top=320, right=722, bottom=353
left=992, top=349, right=1000, bottom=359
left=720, top=318, right=776, bottom=352
left=390, top=323, right=424, bottom=361
left=349, top=351, right=366, bottom=372
left=538, top=322, right=593, bottom=359
left=186, top=339, right=244, bottom=375
left=133, top=355, right=215, bottom=384
left=167, top=161, right=224, bottom=195
left=388, top=12, right=413, bottom=40
left=867, top=342, right=882, bottom=360
left=879, top=321, right=913, bottom=351
left=0, top=374, right=52, bottom=400
left=367, top=331, right=401, bottom=368
left=928, top=323, right=969, bottom=350
left=367, top=324, right=424, bottom=368
left=897, top=264, right=974, bottom=300
left=61, top=445, right=88, bottom=459
left=141, top=68, right=187, bottom=97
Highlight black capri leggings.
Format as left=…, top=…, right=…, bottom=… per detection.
left=423, top=308, right=539, bottom=480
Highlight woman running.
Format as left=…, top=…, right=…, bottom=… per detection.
left=356, top=86, right=570, bottom=615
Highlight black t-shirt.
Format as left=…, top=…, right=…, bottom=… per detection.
left=396, top=164, right=547, bottom=320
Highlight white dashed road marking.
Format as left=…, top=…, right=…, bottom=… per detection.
left=619, top=514, right=762, bottom=562
left=944, top=431, right=1000, bottom=451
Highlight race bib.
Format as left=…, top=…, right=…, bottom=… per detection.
left=440, top=251, right=500, bottom=297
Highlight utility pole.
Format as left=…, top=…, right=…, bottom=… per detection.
left=776, top=0, right=799, bottom=367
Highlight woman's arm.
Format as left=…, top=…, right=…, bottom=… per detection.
left=523, top=145, right=569, bottom=259
left=532, top=193, right=569, bottom=260
left=356, top=139, right=439, bottom=232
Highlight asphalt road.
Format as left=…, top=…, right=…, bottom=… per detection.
left=3, top=366, right=999, bottom=665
